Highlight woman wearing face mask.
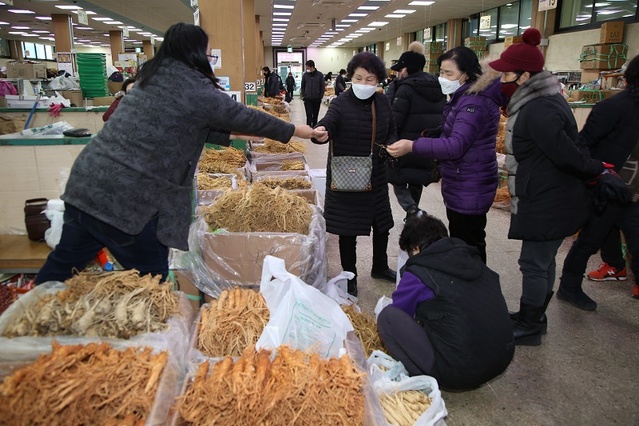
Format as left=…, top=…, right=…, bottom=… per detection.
left=35, top=22, right=323, bottom=285
left=313, top=52, right=398, bottom=297
left=386, top=47, right=503, bottom=264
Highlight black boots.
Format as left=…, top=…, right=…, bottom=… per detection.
left=371, top=268, right=397, bottom=282
left=510, top=291, right=554, bottom=335
left=513, top=303, right=546, bottom=346
left=347, top=277, right=358, bottom=297
left=556, top=286, right=597, bottom=311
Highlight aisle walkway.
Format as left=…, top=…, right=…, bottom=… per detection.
left=289, top=97, right=639, bottom=425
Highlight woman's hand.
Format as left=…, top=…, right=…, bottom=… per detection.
left=312, top=126, right=329, bottom=142
left=294, top=124, right=325, bottom=140
left=386, top=139, right=414, bottom=157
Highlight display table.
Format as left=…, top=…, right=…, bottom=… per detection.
left=0, top=235, right=51, bottom=273
left=0, top=106, right=108, bottom=135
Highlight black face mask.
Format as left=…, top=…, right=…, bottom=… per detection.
left=500, top=74, right=522, bottom=99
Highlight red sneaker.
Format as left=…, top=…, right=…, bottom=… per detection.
left=586, top=263, right=627, bottom=281
left=632, top=284, right=639, bottom=299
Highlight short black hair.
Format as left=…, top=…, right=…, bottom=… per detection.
left=399, top=212, right=448, bottom=252
left=625, top=54, right=639, bottom=87
left=437, top=46, right=483, bottom=82
left=339, top=68, right=346, bottom=74
left=347, top=52, right=387, bottom=83
left=262, top=66, right=270, bottom=73
left=306, top=60, right=315, bottom=68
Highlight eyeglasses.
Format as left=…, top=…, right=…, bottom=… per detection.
left=207, top=54, right=219, bottom=65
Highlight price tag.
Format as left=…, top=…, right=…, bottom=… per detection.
left=244, top=82, right=256, bottom=91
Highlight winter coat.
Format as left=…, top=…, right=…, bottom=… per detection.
left=505, top=71, right=603, bottom=241
left=264, top=72, right=281, bottom=97
left=411, top=72, right=503, bottom=214
left=335, top=74, right=346, bottom=96
left=62, top=58, right=295, bottom=251
left=388, top=72, right=446, bottom=185
left=285, top=75, right=296, bottom=92
left=313, top=89, right=397, bottom=236
left=407, top=238, right=514, bottom=391
left=301, top=70, right=325, bottom=101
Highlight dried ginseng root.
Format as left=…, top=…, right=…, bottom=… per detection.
left=342, top=304, right=386, bottom=357
left=0, top=342, right=168, bottom=426
left=176, top=346, right=366, bottom=425
left=197, top=287, right=269, bottom=357
left=380, top=390, right=433, bottom=426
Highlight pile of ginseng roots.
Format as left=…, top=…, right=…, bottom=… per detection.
left=3, top=270, right=179, bottom=339
left=0, top=341, right=167, bottom=426
left=198, top=146, right=247, bottom=174
left=200, top=182, right=313, bottom=234
left=176, top=345, right=365, bottom=425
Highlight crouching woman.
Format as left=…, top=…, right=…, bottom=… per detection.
left=377, top=213, right=514, bottom=391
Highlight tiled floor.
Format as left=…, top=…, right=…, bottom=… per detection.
left=290, top=97, right=639, bottom=425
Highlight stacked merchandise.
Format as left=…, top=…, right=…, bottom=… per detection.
left=254, top=96, right=291, bottom=121
left=424, top=42, right=444, bottom=75
left=76, top=53, right=109, bottom=98
left=573, top=21, right=627, bottom=103
left=503, top=36, right=523, bottom=49
left=464, top=36, right=488, bottom=60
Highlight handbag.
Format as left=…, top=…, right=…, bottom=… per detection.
left=329, top=101, right=376, bottom=192
left=24, top=198, right=50, bottom=242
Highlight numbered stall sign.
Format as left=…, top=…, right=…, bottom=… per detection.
left=244, top=82, right=257, bottom=92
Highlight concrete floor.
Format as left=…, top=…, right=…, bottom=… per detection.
left=290, top=97, right=639, bottom=425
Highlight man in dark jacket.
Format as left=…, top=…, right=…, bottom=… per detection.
left=335, top=69, right=347, bottom=96
left=300, top=60, right=325, bottom=126
left=285, top=72, right=296, bottom=102
left=490, top=28, right=605, bottom=346
left=378, top=213, right=514, bottom=391
left=262, top=66, right=281, bottom=98
left=388, top=47, right=445, bottom=218
left=559, top=54, right=639, bottom=307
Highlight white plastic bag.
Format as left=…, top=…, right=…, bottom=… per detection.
left=256, top=255, right=354, bottom=358
left=368, top=351, right=448, bottom=426
left=374, top=295, right=393, bottom=320
left=323, top=270, right=355, bottom=305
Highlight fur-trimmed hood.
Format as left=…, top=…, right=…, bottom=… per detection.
left=467, top=62, right=502, bottom=95
left=507, top=71, right=560, bottom=116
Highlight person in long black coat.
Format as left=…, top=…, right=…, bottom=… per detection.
left=388, top=46, right=445, bottom=218
left=313, top=52, right=397, bottom=297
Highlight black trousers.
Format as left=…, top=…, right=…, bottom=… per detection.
left=446, top=208, right=487, bottom=264
left=304, top=98, right=322, bottom=127
left=36, top=203, right=169, bottom=284
left=377, top=306, right=436, bottom=377
left=338, top=220, right=389, bottom=276
left=393, top=183, right=423, bottom=213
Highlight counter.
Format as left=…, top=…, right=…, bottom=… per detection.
left=0, top=106, right=108, bottom=135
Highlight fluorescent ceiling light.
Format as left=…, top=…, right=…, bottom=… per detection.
left=358, top=6, right=379, bottom=10
left=104, top=21, right=124, bottom=25
left=274, top=4, right=295, bottom=8
left=32, top=30, right=50, bottom=33
left=341, top=19, right=358, bottom=22
left=272, top=23, right=288, bottom=26
left=139, top=32, right=152, bottom=36
left=8, top=31, right=27, bottom=35
left=273, top=12, right=292, bottom=15
left=133, top=41, right=142, bottom=44
left=35, top=16, right=52, bottom=20
left=349, top=13, right=367, bottom=17
left=501, top=24, right=518, bottom=29
left=385, top=14, right=405, bottom=18
left=336, top=24, right=350, bottom=27
left=55, top=5, right=83, bottom=10
left=12, top=26, right=30, bottom=29
left=23, top=34, right=38, bottom=37
left=369, top=21, right=388, bottom=26
left=325, top=31, right=338, bottom=34
left=409, top=1, right=435, bottom=5
left=72, top=10, right=96, bottom=15
left=273, top=18, right=289, bottom=21
left=92, top=17, right=112, bottom=21
left=39, top=37, right=55, bottom=41
left=76, top=27, right=93, bottom=30
left=0, top=21, right=9, bottom=25
left=394, top=9, right=416, bottom=13
left=8, top=9, right=36, bottom=14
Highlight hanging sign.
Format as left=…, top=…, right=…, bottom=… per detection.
left=190, top=0, right=198, bottom=7
left=538, top=0, right=557, bottom=11
left=396, top=36, right=402, bottom=46
left=194, top=9, right=200, bottom=26
left=480, top=15, right=491, bottom=30
left=424, top=28, right=432, bottom=39
left=123, top=27, right=130, bottom=38
left=77, top=10, right=88, bottom=26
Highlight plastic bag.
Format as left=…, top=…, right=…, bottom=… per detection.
left=256, top=255, right=354, bottom=358
left=322, top=270, right=356, bottom=304
left=368, top=351, right=448, bottom=426
left=48, top=75, right=80, bottom=90
left=374, top=295, right=392, bottom=320
left=43, top=207, right=64, bottom=249
left=20, top=121, right=74, bottom=137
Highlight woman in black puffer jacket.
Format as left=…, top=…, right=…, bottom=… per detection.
left=313, top=52, right=398, bottom=297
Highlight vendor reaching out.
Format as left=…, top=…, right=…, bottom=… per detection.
left=36, top=22, right=325, bottom=285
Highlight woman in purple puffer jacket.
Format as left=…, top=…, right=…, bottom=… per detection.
left=387, top=47, right=504, bottom=264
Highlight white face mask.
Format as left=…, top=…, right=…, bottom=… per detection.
left=438, top=76, right=462, bottom=95
left=351, top=83, right=377, bottom=100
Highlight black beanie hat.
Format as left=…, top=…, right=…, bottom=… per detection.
left=391, top=51, right=426, bottom=74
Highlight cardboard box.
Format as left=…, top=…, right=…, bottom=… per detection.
left=600, top=21, right=624, bottom=44
left=424, top=42, right=444, bottom=54
left=173, top=270, right=203, bottom=312
left=91, top=96, right=116, bottom=106
left=464, top=36, right=487, bottom=51
left=504, top=36, right=523, bottom=49
left=567, top=89, right=619, bottom=103
left=425, top=60, right=439, bottom=75
left=580, top=69, right=602, bottom=84
left=6, top=62, right=47, bottom=80
left=580, top=43, right=628, bottom=70
left=58, top=90, right=83, bottom=106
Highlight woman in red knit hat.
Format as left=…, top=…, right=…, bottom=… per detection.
left=489, top=28, right=606, bottom=346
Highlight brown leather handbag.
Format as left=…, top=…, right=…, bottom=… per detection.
left=24, top=198, right=50, bottom=242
